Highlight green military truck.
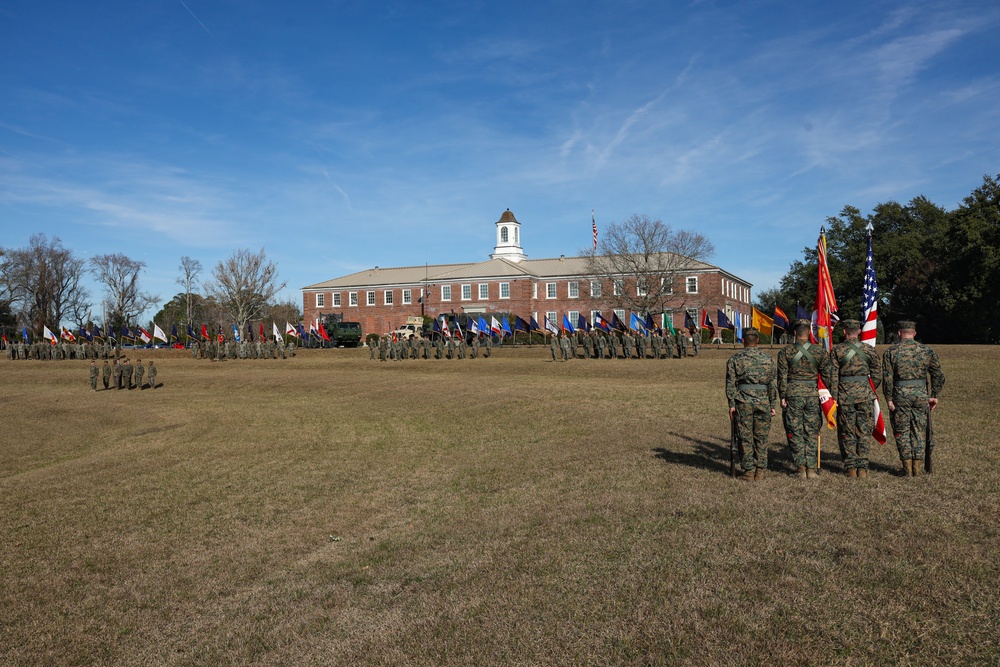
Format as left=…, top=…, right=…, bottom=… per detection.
left=320, top=314, right=363, bottom=347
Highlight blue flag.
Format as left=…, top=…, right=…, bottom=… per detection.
left=529, top=316, right=541, bottom=332
left=22, top=326, right=29, bottom=341
left=611, top=312, right=626, bottom=332
left=562, top=314, right=575, bottom=334
left=717, top=310, right=733, bottom=329
left=796, top=305, right=811, bottom=321
left=629, top=312, right=646, bottom=333
left=577, top=314, right=591, bottom=332
left=734, top=310, right=743, bottom=342
left=501, top=316, right=512, bottom=336
left=187, top=323, right=195, bottom=339
left=515, top=315, right=529, bottom=332
left=478, top=316, right=489, bottom=336
left=172, top=323, right=179, bottom=341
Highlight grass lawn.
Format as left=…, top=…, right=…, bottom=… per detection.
left=2, top=345, right=997, bottom=666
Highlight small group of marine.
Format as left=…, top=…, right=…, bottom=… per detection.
left=88, top=358, right=158, bottom=391
left=548, top=328, right=701, bottom=361
left=189, top=337, right=295, bottom=361
left=726, top=318, right=944, bottom=480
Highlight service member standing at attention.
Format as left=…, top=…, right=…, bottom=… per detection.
left=135, top=358, right=145, bottom=389
left=882, top=320, right=944, bottom=477
left=101, top=360, right=111, bottom=390
left=726, top=327, right=777, bottom=481
left=777, top=319, right=832, bottom=479
left=89, top=360, right=99, bottom=391
left=830, top=319, right=881, bottom=478
left=147, top=360, right=157, bottom=389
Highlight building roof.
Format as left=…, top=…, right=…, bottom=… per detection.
left=303, top=253, right=733, bottom=290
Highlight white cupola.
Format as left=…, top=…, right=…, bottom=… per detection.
left=490, top=208, right=527, bottom=262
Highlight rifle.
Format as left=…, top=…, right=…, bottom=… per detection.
left=730, top=414, right=738, bottom=478
left=925, top=406, right=935, bottom=474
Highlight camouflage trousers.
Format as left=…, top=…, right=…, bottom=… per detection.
left=837, top=401, right=874, bottom=470
left=781, top=397, right=821, bottom=469
left=735, top=401, right=772, bottom=471
left=890, top=396, right=929, bottom=461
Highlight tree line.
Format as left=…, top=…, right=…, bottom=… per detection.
left=0, top=241, right=294, bottom=339
left=756, top=174, right=1000, bottom=344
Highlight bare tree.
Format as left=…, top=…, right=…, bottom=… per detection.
left=0, top=234, right=90, bottom=334
left=176, top=256, right=203, bottom=327
left=584, top=214, right=715, bottom=316
left=204, top=248, right=286, bottom=333
left=90, top=253, right=159, bottom=331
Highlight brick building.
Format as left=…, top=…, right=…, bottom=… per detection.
left=302, top=209, right=753, bottom=336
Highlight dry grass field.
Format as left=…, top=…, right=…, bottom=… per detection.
left=1, top=344, right=997, bottom=666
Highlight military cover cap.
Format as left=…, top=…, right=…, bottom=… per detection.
left=897, top=320, right=916, bottom=331
left=841, top=319, right=861, bottom=330
left=793, top=318, right=811, bottom=332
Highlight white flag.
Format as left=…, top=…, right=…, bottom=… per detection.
left=153, top=324, right=168, bottom=343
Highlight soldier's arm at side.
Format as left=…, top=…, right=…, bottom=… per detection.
left=928, top=347, right=944, bottom=410
left=882, top=348, right=895, bottom=411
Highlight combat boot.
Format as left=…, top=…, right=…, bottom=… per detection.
left=903, top=460, right=913, bottom=477
left=912, top=459, right=922, bottom=476
left=846, top=468, right=857, bottom=478
left=796, top=466, right=807, bottom=479
left=806, top=468, right=819, bottom=480
left=754, top=468, right=766, bottom=481
left=858, top=468, right=868, bottom=479
left=739, top=469, right=755, bottom=482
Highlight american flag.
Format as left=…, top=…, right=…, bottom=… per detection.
left=592, top=209, right=597, bottom=250
left=860, top=230, right=878, bottom=346
left=860, top=227, right=886, bottom=444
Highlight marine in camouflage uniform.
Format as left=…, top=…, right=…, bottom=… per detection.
left=777, top=320, right=832, bottom=479
left=882, top=321, right=944, bottom=476
left=830, top=320, right=881, bottom=478
left=726, top=327, right=778, bottom=480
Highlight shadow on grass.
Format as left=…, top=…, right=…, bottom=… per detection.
left=652, top=431, right=896, bottom=477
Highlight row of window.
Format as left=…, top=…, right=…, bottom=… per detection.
left=313, top=276, right=709, bottom=309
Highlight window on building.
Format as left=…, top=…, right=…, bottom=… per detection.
left=349, top=292, right=358, bottom=306
left=546, top=311, right=558, bottom=326
left=590, top=280, right=602, bottom=298
left=637, top=277, right=648, bottom=297
left=402, top=289, right=411, bottom=305
left=478, top=283, right=488, bottom=299
left=614, top=309, right=626, bottom=325
left=461, top=284, right=472, bottom=300
left=533, top=283, right=538, bottom=299
left=441, top=285, right=452, bottom=301
left=366, top=291, right=376, bottom=306
left=500, top=282, right=510, bottom=299
left=501, top=227, right=509, bottom=243
left=568, top=281, right=579, bottom=298
left=568, top=310, right=579, bottom=325
left=514, top=228, right=519, bottom=244
left=384, top=290, right=393, bottom=305
left=686, top=277, right=699, bottom=294
left=613, top=279, right=624, bottom=296
left=315, top=293, right=325, bottom=308
left=333, top=292, right=341, bottom=307
left=546, top=283, right=557, bottom=299
left=661, top=277, right=673, bottom=294
left=591, top=310, right=600, bottom=326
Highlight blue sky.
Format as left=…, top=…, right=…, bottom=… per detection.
left=2, top=1, right=998, bottom=320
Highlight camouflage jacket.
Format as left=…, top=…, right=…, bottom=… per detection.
left=830, top=340, right=880, bottom=403
left=777, top=341, right=832, bottom=399
left=726, top=347, right=777, bottom=409
left=882, top=339, right=944, bottom=401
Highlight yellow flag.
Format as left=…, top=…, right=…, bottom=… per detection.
left=751, top=306, right=773, bottom=337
